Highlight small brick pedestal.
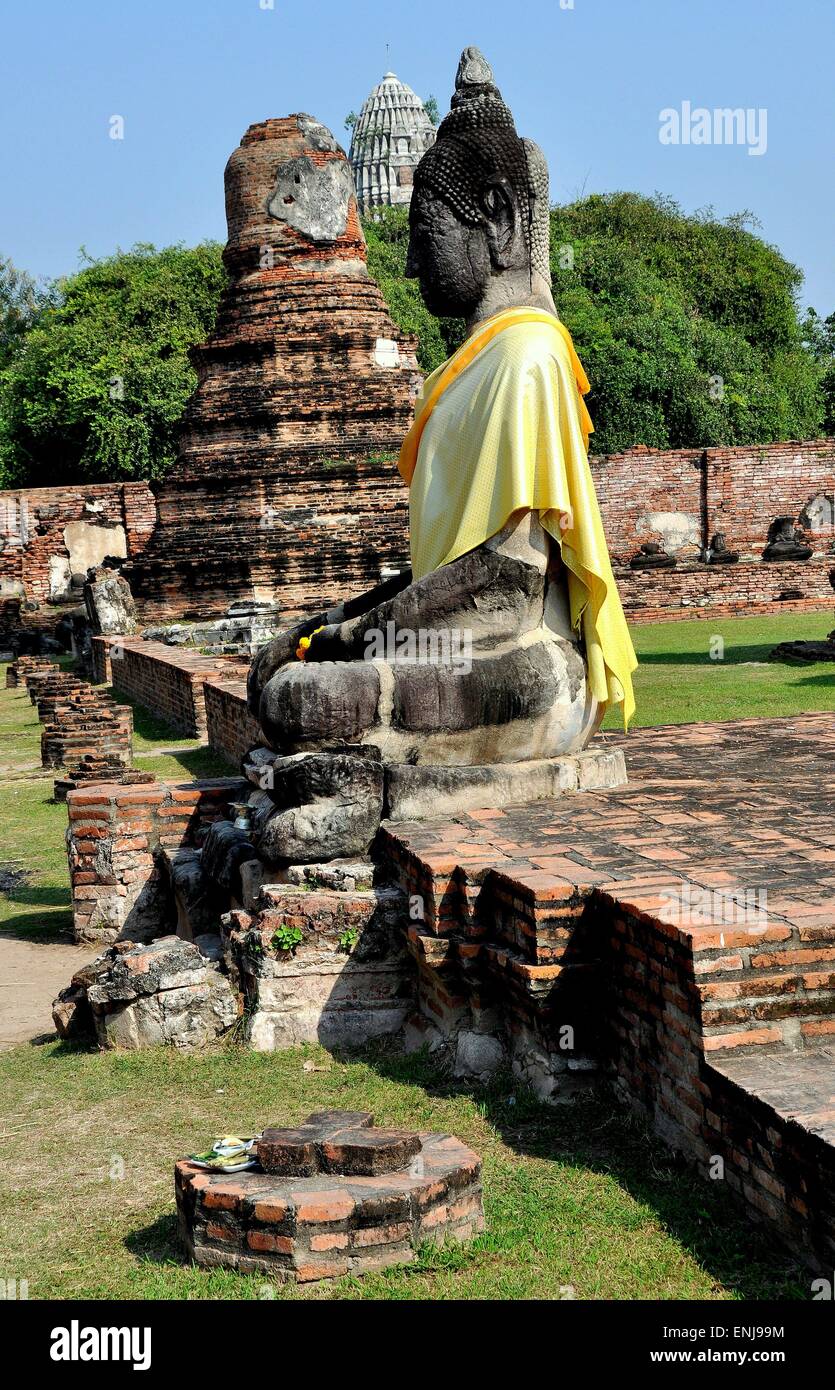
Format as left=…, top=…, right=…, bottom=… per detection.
left=176, top=1110, right=483, bottom=1283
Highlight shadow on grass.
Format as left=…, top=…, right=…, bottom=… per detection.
left=105, top=688, right=189, bottom=747
left=4, top=884, right=70, bottom=909
left=638, top=644, right=794, bottom=667
left=125, top=1213, right=182, bottom=1270
left=0, top=891, right=73, bottom=942
left=356, top=1044, right=808, bottom=1302
left=118, top=1039, right=810, bottom=1298
left=791, top=673, right=835, bottom=689
left=150, top=748, right=236, bottom=779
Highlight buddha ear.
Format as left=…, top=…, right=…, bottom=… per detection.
left=479, top=177, right=518, bottom=269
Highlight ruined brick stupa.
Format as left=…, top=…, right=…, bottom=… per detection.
left=177, top=113, right=421, bottom=478
left=122, top=114, right=421, bottom=623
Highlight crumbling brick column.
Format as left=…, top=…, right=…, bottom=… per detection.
left=65, top=777, right=247, bottom=944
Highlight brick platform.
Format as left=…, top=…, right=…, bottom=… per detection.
left=176, top=1110, right=483, bottom=1282
left=204, top=674, right=261, bottom=767
left=96, top=637, right=248, bottom=738
left=377, top=712, right=835, bottom=1267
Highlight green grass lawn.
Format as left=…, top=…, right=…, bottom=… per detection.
left=0, top=670, right=225, bottom=943
left=0, top=1041, right=810, bottom=1301
left=603, top=610, right=835, bottom=728
left=0, top=620, right=829, bottom=1302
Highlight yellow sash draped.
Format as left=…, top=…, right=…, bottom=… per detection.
left=397, top=307, right=637, bottom=727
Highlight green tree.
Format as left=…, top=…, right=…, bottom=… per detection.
left=423, top=94, right=440, bottom=127
left=364, top=193, right=829, bottom=453
left=0, top=242, right=226, bottom=488
left=0, top=256, right=46, bottom=372
left=802, top=308, right=835, bottom=435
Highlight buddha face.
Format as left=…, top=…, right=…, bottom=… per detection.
left=405, top=183, right=487, bottom=319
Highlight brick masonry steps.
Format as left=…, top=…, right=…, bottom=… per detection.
left=375, top=711, right=835, bottom=1268
left=15, top=662, right=135, bottom=775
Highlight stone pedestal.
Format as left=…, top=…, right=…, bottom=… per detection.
left=176, top=1109, right=483, bottom=1283
left=224, top=882, right=413, bottom=1050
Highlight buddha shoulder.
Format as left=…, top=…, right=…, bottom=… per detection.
left=486, top=319, right=575, bottom=385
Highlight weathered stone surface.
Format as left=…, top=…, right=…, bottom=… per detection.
left=284, top=859, right=375, bottom=892
left=259, top=662, right=381, bottom=750
left=87, top=936, right=211, bottom=1002
left=267, top=154, right=354, bottom=241
left=164, top=848, right=226, bottom=940
left=225, top=884, right=412, bottom=1051
left=384, top=747, right=627, bottom=821
left=83, top=566, right=138, bottom=636
left=94, top=975, right=237, bottom=1050
left=247, top=749, right=384, bottom=864
left=76, top=935, right=238, bottom=1050
left=454, top=1031, right=505, bottom=1082
left=51, top=984, right=93, bottom=1040
left=200, top=820, right=257, bottom=899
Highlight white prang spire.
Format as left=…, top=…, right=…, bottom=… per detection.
left=349, top=71, right=436, bottom=213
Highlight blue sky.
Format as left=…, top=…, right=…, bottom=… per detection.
left=2, top=0, right=832, bottom=313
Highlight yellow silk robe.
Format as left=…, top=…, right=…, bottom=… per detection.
left=398, top=307, right=637, bottom=727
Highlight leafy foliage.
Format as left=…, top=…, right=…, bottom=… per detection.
left=365, top=193, right=829, bottom=454
left=802, top=308, right=835, bottom=435
left=271, top=923, right=304, bottom=955
left=423, top=94, right=440, bottom=127
left=0, top=257, right=47, bottom=373
left=0, top=243, right=226, bottom=488
left=0, top=193, right=829, bottom=490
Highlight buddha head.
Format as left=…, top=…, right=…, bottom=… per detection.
left=405, top=47, right=553, bottom=321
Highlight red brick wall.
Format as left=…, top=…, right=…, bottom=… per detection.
left=205, top=676, right=262, bottom=767
left=104, top=638, right=248, bottom=738
left=119, top=459, right=411, bottom=625
left=0, top=482, right=155, bottom=603
left=619, top=556, right=835, bottom=624
left=592, top=445, right=705, bottom=559
left=601, top=900, right=835, bottom=1267
left=707, top=441, right=835, bottom=554
left=66, top=776, right=247, bottom=943
left=4, top=438, right=833, bottom=625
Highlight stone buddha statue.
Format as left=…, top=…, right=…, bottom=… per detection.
left=763, top=516, right=813, bottom=562
left=629, top=542, right=676, bottom=570
left=246, top=48, right=636, bottom=862
left=701, top=532, right=739, bottom=565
